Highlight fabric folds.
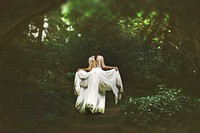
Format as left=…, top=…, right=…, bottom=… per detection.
left=74, top=67, right=123, bottom=114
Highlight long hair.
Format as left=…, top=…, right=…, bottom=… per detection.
left=93, top=47, right=100, bottom=60
left=94, top=51, right=100, bottom=60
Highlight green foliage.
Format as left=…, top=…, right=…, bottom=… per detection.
left=2, top=0, right=199, bottom=110
left=1, top=0, right=200, bottom=132
left=37, top=0, right=199, bottom=83
left=38, top=70, right=56, bottom=90
left=66, top=71, right=75, bottom=79
left=118, top=11, right=169, bottom=45
left=120, top=85, right=200, bottom=125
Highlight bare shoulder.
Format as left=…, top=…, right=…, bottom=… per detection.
left=88, top=56, right=93, bottom=62
left=89, top=55, right=94, bottom=59
left=97, top=55, right=103, bottom=61
left=99, top=55, right=105, bottom=63
left=99, top=55, right=104, bottom=59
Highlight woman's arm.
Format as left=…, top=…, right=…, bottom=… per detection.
left=78, top=67, right=91, bottom=71
left=77, top=58, right=92, bottom=72
left=101, top=56, right=118, bottom=71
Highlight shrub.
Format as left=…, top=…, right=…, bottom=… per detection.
left=120, top=84, right=200, bottom=125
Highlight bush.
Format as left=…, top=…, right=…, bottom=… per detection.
left=120, top=84, right=200, bottom=125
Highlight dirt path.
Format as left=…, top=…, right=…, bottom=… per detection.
left=31, top=91, right=132, bottom=133
left=29, top=75, right=145, bottom=133
left=34, top=108, right=123, bottom=133
left=0, top=74, right=143, bottom=133
left=2, top=75, right=198, bottom=133
left=23, top=75, right=138, bottom=133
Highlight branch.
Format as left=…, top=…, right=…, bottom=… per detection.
left=169, top=41, right=197, bottom=66
left=0, top=0, right=67, bottom=45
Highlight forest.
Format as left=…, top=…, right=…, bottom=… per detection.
left=0, top=0, right=200, bottom=133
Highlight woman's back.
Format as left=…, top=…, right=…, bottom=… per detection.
left=89, top=55, right=102, bottom=69
left=74, top=54, right=123, bottom=114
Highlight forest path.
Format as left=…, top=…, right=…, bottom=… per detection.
left=31, top=79, right=136, bottom=133
left=32, top=95, right=132, bottom=133
left=0, top=71, right=148, bottom=133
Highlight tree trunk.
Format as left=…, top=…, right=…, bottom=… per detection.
left=0, top=0, right=68, bottom=46
left=37, top=16, right=45, bottom=46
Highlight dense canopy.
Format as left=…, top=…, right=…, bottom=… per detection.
left=0, top=0, right=200, bottom=133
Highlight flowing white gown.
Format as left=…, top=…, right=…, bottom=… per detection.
left=74, top=55, right=123, bottom=114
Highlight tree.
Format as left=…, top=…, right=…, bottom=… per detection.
left=0, top=0, right=68, bottom=45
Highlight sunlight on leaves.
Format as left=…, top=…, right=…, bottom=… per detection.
left=61, top=2, right=72, bottom=17
left=137, top=11, right=144, bottom=17
left=61, top=17, right=71, bottom=25
left=120, top=85, right=200, bottom=125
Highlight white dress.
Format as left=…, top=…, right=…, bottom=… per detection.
left=74, top=55, right=123, bottom=114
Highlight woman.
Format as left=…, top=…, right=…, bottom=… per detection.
left=74, top=53, right=123, bottom=114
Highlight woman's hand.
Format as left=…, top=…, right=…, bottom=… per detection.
left=76, top=68, right=81, bottom=72
left=74, top=90, right=79, bottom=96
left=114, top=67, right=118, bottom=71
